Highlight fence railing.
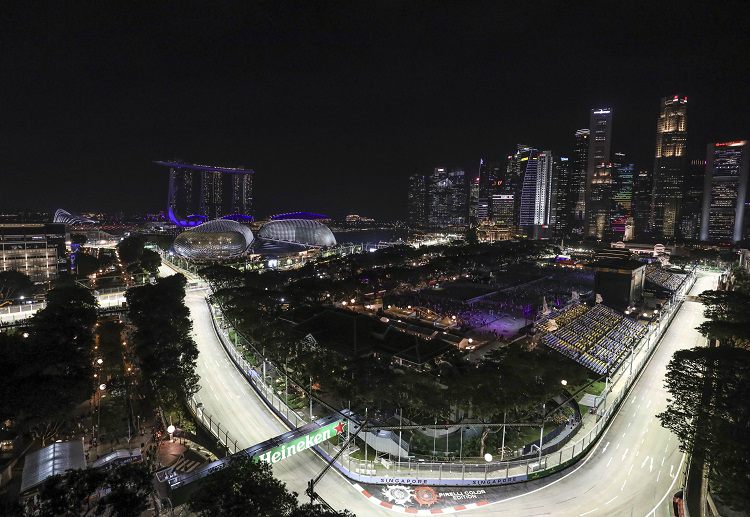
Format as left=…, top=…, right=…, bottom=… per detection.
left=186, top=394, right=240, bottom=455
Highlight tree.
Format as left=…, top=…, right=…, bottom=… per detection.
left=34, top=463, right=152, bottom=517
left=188, top=455, right=298, bottom=516
left=70, top=233, right=88, bottom=246
left=0, top=270, right=34, bottom=301
left=37, top=468, right=105, bottom=516
left=697, top=290, right=750, bottom=347
left=200, top=264, right=243, bottom=290
left=139, top=248, right=161, bottom=273
left=658, top=346, right=750, bottom=509
left=0, top=285, right=97, bottom=439
left=116, top=235, right=145, bottom=264
left=126, top=274, right=199, bottom=409
left=97, top=462, right=153, bottom=516
left=74, top=252, right=100, bottom=277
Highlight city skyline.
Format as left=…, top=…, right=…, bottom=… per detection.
left=2, top=2, right=749, bottom=219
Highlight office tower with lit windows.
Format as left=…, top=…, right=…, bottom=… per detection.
left=469, top=174, right=480, bottom=222
left=700, top=141, right=749, bottom=243
left=588, top=163, right=615, bottom=240
left=476, top=159, right=504, bottom=223
left=570, top=129, right=590, bottom=233
left=651, top=96, right=688, bottom=239
left=518, top=149, right=552, bottom=238
left=0, top=223, right=67, bottom=283
left=632, top=169, right=653, bottom=239
left=428, top=167, right=468, bottom=227
left=585, top=109, right=613, bottom=237
left=611, top=152, right=634, bottom=238
left=549, top=156, right=571, bottom=236
left=407, top=172, right=428, bottom=227
left=679, top=159, right=706, bottom=240
left=504, top=145, right=537, bottom=233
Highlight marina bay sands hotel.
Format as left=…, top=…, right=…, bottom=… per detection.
left=155, top=161, right=254, bottom=227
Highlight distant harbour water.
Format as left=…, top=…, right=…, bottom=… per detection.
left=332, top=229, right=410, bottom=245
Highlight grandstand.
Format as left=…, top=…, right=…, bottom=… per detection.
left=645, top=265, right=687, bottom=292
left=542, top=304, right=647, bottom=375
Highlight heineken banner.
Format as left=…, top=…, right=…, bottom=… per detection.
left=255, top=420, right=347, bottom=465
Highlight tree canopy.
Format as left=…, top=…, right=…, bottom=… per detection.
left=116, top=235, right=146, bottom=264
left=36, top=463, right=152, bottom=516
left=126, top=274, right=199, bottom=410
left=0, top=270, right=34, bottom=301
left=658, top=346, right=750, bottom=508
left=188, top=455, right=352, bottom=517
left=0, top=285, right=97, bottom=439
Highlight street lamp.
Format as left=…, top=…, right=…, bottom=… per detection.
left=167, top=424, right=176, bottom=442
left=484, top=453, right=493, bottom=462
left=96, top=358, right=103, bottom=365
left=561, top=379, right=568, bottom=386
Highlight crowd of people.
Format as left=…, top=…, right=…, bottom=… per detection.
left=542, top=304, right=647, bottom=375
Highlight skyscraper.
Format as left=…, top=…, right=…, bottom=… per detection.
left=679, top=159, right=706, bottom=240
left=585, top=109, right=613, bottom=237
left=701, top=141, right=749, bottom=243
left=570, top=129, right=590, bottom=234
left=476, top=159, right=504, bottom=223
left=632, top=169, right=653, bottom=239
left=550, top=155, right=571, bottom=236
left=651, top=96, right=688, bottom=239
left=588, top=163, right=615, bottom=240
left=428, top=167, right=468, bottom=227
left=611, top=152, right=635, bottom=239
left=469, top=174, right=480, bottom=222
left=612, top=152, right=634, bottom=216
left=407, top=173, right=428, bottom=227
left=518, top=148, right=552, bottom=238
left=505, top=145, right=539, bottom=233
left=156, top=161, right=255, bottom=227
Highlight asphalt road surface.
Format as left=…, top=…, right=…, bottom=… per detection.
left=187, top=272, right=717, bottom=516
left=186, top=289, right=393, bottom=515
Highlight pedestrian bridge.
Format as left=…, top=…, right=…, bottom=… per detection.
left=157, top=413, right=347, bottom=504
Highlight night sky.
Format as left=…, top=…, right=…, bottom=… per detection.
left=2, top=1, right=749, bottom=220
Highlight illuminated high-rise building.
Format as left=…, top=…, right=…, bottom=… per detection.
left=678, top=159, right=706, bottom=240
left=427, top=167, right=468, bottom=227
left=632, top=169, right=653, bottom=239
left=588, top=163, right=615, bottom=240
left=505, top=145, right=538, bottom=233
left=611, top=152, right=634, bottom=239
left=651, top=96, right=688, bottom=239
left=518, top=149, right=552, bottom=238
left=407, top=173, right=428, bottom=227
left=585, top=109, right=613, bottom=237
left=469, top=174, right=480, bottom=222
left=700, top=141, right=749, bottom=243
left=570, top=129, right=590, bottom=233
left=156, top=161, right=255, bottom=227
left=549, top=156, right=571, bottom=236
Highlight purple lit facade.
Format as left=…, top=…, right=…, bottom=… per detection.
left=156, top=161, right=254, bottom=228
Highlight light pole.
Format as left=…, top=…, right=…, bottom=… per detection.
left=538, top=403, right=545, bottom=465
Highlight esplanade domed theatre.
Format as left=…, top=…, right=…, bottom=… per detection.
left=172, top=219, right=254, bottom=261
left=258, top=219, right=337, bottom=248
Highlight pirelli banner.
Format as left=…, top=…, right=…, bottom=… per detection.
left=255, top=420, right=347, bottom=465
